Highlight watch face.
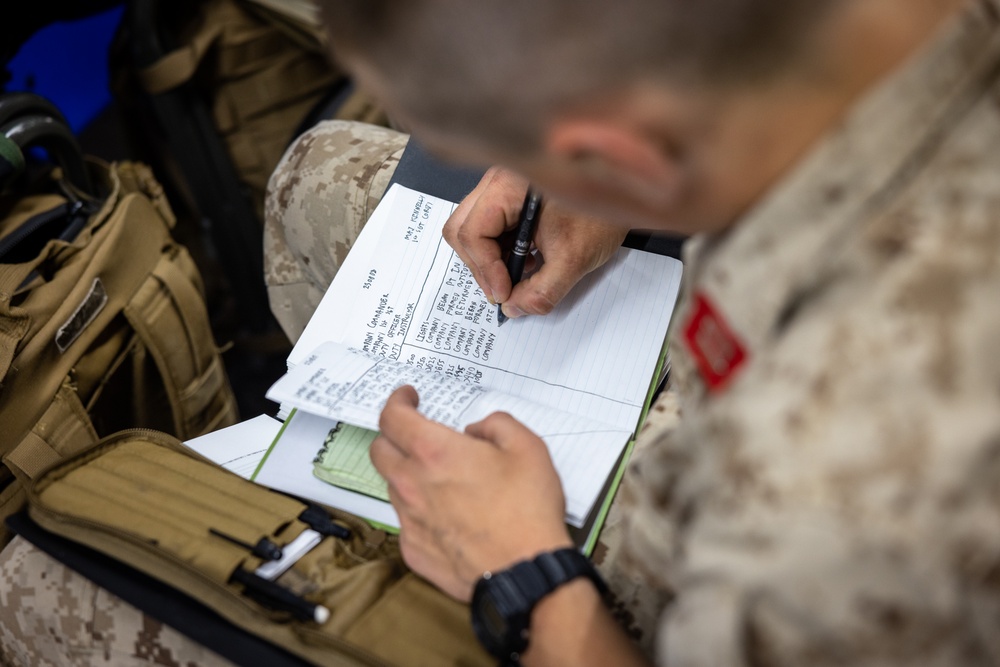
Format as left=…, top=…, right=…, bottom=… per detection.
left=478, top=595, right=509, bottom=637
left=471, top=573, right=529, bottom=658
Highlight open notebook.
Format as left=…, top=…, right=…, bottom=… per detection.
left=254, top=184, right=683, bottom=549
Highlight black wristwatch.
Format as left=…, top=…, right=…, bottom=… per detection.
left=470, top=547, right=608, bottom=665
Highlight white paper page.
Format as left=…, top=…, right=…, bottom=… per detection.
left=252, top=411, right=401, bottom=528
left=183, top=414, right=281, bottom=479
left=290, top=184, right=682, bottom=433
left=268, top=342, right=632, bottom=525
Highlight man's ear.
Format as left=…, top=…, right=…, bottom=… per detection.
left=543, top=119, right=683, bottom=211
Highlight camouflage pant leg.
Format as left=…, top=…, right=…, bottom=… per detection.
left=591, top=388, right=681, bottom=659
left=264, top=120, right=409, bottom=343
left=0, top=536, right=234, bottom=667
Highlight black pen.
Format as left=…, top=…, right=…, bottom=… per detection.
left=231, top=567, right=330, bottom=624
left=497, top=189, right=543, bottom=326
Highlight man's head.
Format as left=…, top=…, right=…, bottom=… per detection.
left=319, top=0, right=962, bottom=233
left=322, top=1, right=832, bottom=149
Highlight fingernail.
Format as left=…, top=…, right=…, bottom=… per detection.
left=501, top=303, right=525, bottom=319
left=486, top=294, right=496, bottom=306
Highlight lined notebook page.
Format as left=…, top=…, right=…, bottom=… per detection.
left=267, top=342, right=633, bottom=525
left=290, top=185, right=682, bottom=433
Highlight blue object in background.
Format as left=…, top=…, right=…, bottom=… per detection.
left=5, top=5, right=126, bottom=134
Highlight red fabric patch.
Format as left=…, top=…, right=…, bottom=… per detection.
left=682, top=291, right=748, bottom=392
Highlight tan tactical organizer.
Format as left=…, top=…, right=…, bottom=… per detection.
left=25, top=430, right=492, bottom=667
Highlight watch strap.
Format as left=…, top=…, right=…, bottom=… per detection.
left=471, top=547, right=608, bottom=663
left=533, top=548, right=608, bottom=597
left=496, top=547, right=607, bottom=610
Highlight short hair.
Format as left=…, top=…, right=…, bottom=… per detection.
left=319, top=0, right=834, bottom=149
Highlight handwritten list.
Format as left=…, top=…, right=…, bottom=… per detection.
left=289, top=185, right=683, bottom=434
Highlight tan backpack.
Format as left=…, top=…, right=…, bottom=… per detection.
left=109, top=0, right=391, bottom=333
left=0, top=158, right=239, bottom=546
left=119, top=0, right=389, bottom=224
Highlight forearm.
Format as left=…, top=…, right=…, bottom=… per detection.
left=521, top=579, right=652, bottom=667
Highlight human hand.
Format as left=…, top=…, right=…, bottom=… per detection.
left=370, top=386, right=573, bottom=601
left=443, top=167, right=628, bottom=319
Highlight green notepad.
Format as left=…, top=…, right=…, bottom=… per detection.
left=313, top=423, right=388, bottom=501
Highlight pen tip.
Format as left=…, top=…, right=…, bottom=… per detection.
left=497, top=304, right=507, bottom=327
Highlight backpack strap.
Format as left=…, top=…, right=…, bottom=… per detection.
left=0, top=190, right=74, bottom=380
left=3, top=381, right=99, bottom=546
left=0, top=189, right=166, bottom=447
left=3, top=380, right=98, bottom=483
left=124, top=245, right=239, bottom=438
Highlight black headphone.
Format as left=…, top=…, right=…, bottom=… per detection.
left=0, top=92, right=94, bottom=197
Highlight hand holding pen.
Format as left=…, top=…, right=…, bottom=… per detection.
left=497, top=189, right=543, bottom=326
left=441, top=168, right=627, bottom=321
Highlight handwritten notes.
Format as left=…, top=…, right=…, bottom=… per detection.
left=274, top=343, right=487, bottom=431
left=289, top=185, right=683, bottom=433
left=268, top=342, right=635, bottom=525
left=266, top=184, right=684, bottom=527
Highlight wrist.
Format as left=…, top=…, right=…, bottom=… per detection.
left=523, top=577, right=651, bottom=667
left=520, top=577, right=604, bottom=666
left=469, top=547, right=607, bottom=664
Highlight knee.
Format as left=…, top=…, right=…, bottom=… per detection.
left=264, top=119, right=408, bottom=288
left=265, top=119, right=409, bottom=241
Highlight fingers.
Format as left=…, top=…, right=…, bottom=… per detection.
left=443, top=168, right=530, bottom=304
left=443, top=166, right=632, bottom=319
left=369, top=432, right=407, bottom=480
left=503, top=217, right=629, bottom=318
left=457, top=221, right=515, bottom=304
left=371, top=386, right=425, bottom=485
left=376, top=385, right=425, bottom=455
left=373, top=388, right=570, bottom=602
left=442, top=175, right=497, bottom=301
left=377, top=385, right=472, bottom=466
left=372, top=387, right=434, bottom=510
left=502, top=257, right=587, bottom=318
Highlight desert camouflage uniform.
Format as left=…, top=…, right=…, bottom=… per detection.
left=615, top=1, right=1000, bottom=665
left=3, top=1, right=999, bottom=665
left=0, top=537, right=232, bottom=666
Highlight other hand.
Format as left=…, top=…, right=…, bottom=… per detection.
left=371, top=385, right=573, bottom=601
left=443, top=167, right=628, bottom=319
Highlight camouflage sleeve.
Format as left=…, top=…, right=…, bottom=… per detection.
left=0, top=536, right=235, bottom=666
left=264, top=120, right=409, bottom=343
left=616, top=6, right=1000, bottom=660
left=623, top=223, right=1000, bottom=667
